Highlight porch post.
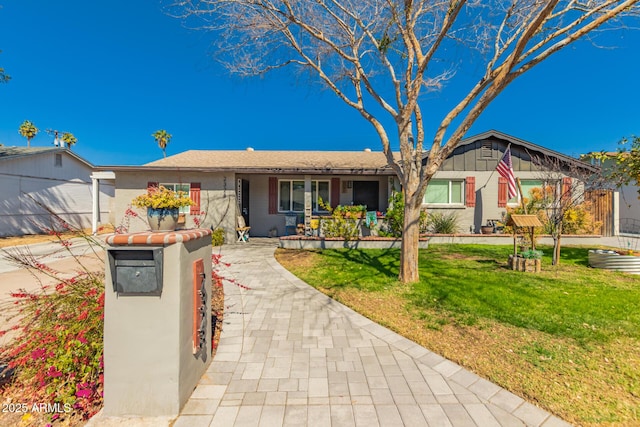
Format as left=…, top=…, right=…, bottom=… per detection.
left=91, top=176, right=99, bottom=235
left=304, top=175, right=312, bottom=236
left=90, top=171, right=115, bottom=235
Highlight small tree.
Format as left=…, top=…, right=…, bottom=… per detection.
left=62, top=132, right=78, bottom=150
left=18, top=120, right=38, bottom=148
left=532, top=154, right=608, bottom=265
left=152, top=129, right=172, bottom=158
left=596, top=136, right=640, bottom=197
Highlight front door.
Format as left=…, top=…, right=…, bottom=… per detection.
left=352, top=181, right=379, bottom=211
left=238, top=179, right=250, bottom=226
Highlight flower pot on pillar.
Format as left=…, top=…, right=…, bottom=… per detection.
left=147, top=208, right=179, bottom=231
left=131, top=185, right=194, bottom=232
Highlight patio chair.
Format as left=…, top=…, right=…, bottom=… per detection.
left=236, top=216, right=251, bottom=242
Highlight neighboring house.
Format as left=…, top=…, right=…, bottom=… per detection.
left=0, top=146, right=114, bottom=237
left=100, top=130, right=609, bottom=239
left=583, top=153, right=640, bottom=235
left=618, top=183, right=640, bottom=234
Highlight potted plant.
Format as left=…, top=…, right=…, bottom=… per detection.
left=132, top=186, right=193, bottom=231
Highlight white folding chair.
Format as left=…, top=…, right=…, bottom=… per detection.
left=236, top=216, right=251, bottom=242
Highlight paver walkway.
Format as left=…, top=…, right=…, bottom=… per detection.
left=174, top=240, right=571, bottom=427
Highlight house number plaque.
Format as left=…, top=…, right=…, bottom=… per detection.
left=192, top=258, right=207, bottom=354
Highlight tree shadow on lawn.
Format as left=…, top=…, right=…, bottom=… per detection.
left=548, top=246, right=590, bottom=267
left=319, top=248, right=399, bottom=281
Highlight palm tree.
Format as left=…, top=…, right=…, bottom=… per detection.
left=152, top=129, right=172, bottom=158
left=18, top=120, right=38, bottom=148
left=61, top=132, right=77, bottom=150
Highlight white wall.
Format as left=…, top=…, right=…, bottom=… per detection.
left=0, top=151, right=113, bottom=236
left=619, top=183, right=640, bottom=234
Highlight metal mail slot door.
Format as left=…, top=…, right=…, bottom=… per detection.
left=108, top=248, right=163, bottom=296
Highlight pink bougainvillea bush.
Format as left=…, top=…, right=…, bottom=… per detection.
left=0, top=274, right=105, bottom=424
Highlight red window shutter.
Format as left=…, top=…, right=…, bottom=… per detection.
left=147, top=181, right=159, bottom=191
left=268, top=177, right=278, bottom=214
left=331, top=178, right=340, bottom=208
left=498, top=177, right=508, bottom=207
left=190, top=182, right=201, bottom=214
left=562, top=177, right=572, bottom=203
left=465, top=177, right=476, bottom=207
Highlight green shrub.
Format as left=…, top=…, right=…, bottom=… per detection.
left=427, top=211, right=460, bottom=234
left=211, top=227, right=225, bottom=246
left=380, top=191, right=427, bottom=237
left=521, top=249, right=543, bottom=259
left=318, top=198, right=365, bottom=240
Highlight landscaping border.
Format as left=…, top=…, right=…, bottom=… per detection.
left=279, top=234, right=607, bottom=249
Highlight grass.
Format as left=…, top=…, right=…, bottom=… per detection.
left=275, top=245, right=640, bottom=426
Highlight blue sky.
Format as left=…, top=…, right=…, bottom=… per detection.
left=1, top=1, right=638, bottom=166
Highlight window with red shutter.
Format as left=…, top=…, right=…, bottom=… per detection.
left=465, top=177, right=476, bottom=207
left=331, top=178, right=340, bottom=208
left=562, top=177, right=572, bottom=203
left=268, top=177, right=278, bottom=214
left=498, top=177, right=508, bottom=207
left=190, top=183, right=201, bottom=215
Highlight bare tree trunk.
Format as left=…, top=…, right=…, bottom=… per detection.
left=553, top=222, right=563, bottom=265
left=399, top=182, right=422, bottom=283
left=551, top=221, right=562, bottom=265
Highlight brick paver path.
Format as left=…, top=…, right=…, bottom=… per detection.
left=174, top=241, right=571, bottom=427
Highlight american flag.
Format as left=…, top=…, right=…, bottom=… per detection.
left=497, top=147, right=517, bottom=199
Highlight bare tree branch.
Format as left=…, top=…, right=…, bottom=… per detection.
left=167, top=0, right=640, bottom=282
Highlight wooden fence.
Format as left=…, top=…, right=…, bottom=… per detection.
left=585, top=190, right=614, bottom=236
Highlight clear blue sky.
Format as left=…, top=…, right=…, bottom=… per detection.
left=1, top=1, right=638, bottom=166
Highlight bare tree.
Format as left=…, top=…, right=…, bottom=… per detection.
left=169, top=0, right=639, bottom=282
left=531, top=154, right=610, bottom=265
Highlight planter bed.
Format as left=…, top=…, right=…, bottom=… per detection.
left=279, top=234, right=607, bottom=250
left=508, top=254, right=541, bottom=273
left=588, top=249, right=640, bottom=274
left=279, top=236, right=430, bottom=250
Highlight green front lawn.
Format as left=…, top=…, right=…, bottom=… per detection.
left=275, top=245, right=640, bottom=426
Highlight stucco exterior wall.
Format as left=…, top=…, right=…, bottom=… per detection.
left=428, top=170, right=545, bottom=233
left=619, top=183, right=640, bottom=234
left=114, top=171, right=236, bottom=243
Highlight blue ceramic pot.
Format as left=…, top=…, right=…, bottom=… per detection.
left=147, top=208, right=179, bottom=231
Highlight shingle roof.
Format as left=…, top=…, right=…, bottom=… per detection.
left=507, top=214, right=544, bottom=228
left=0, top=146, right=95, bottom=168
left=0, top=146, right=59, bottom=159
left=144, top=150, right=396, bottom=173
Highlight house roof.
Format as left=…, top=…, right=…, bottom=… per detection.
left=101, top=149, right=397, bottom=175
left=458, top=130, right=599, bottom=173
left=94, top=130, right=598, bottom=175
left=0, top=146, right=95, bottom=168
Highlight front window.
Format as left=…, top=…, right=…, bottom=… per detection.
left=424, top=180, right=463, bottom=205
left=160, top=183, right=191, bottom=214
left=509, top=179, right=543, bottom=204
left=279, top=180, right=330, bottom=212
left=312, top=181, right=330, bottom=212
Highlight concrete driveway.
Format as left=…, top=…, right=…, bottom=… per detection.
left=0, top=238, right=106, bottom=346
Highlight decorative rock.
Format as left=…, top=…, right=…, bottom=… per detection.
left=508, top=255, right=541, bottom=273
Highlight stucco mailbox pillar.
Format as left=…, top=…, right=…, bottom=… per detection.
left=103, top=229, right=212, bottom=417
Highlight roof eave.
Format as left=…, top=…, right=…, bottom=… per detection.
left=94, top=165, right=396, bottom=175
